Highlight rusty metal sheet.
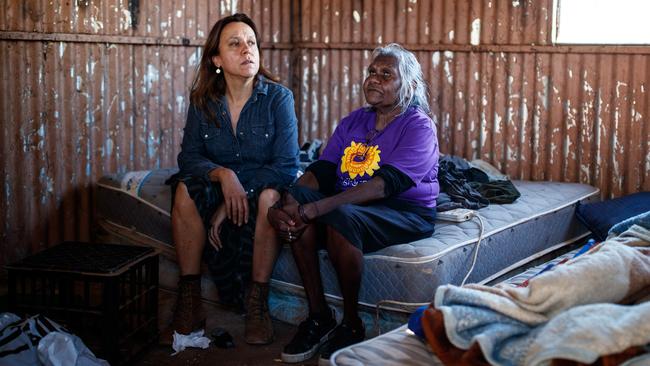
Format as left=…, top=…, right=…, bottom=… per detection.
left=295, top=48, right=648, bottom=198
left=1, top=0, right=649, bottom=268
left=0, top=0, right=297, bottom=265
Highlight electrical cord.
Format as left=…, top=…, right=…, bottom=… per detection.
left=373, top=212, right=486, bottom=334
left=461, top=212, right=485, bottom=286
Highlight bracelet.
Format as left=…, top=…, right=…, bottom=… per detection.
left=298, top=204, right=311, bottom=223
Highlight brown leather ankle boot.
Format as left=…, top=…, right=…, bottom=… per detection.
left=244, top=281, right=274, bottom=345
left=160, top=276, right=206, bottom=345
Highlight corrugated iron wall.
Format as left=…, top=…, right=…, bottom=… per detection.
left=0, top=0, right=293, bottom=263
left=1, top=0, right=649, bottom=264
left=292, top=0, right=649, bottom=198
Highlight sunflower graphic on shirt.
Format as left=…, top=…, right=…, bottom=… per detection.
left=340, top=141, right=381, bottom=179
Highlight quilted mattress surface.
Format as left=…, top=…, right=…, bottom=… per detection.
left=97, top=168, right=599, bottom=306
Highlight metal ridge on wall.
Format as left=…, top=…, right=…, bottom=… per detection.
left=4, top=30, right=650, bottom=55
left=1, top=0, right=648, bottom=266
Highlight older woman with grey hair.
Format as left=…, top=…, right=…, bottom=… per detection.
left=268, top=43, right=440, bottom=364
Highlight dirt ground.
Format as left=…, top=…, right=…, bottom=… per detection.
left=134, top=289, right=319, bottom=366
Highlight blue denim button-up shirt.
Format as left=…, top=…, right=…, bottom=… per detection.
left=177, top=77, right=300, bottom=191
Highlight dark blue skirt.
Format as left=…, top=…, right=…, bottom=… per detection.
left=288, top=185, right=436, bottom=253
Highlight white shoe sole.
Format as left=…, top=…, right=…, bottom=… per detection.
left=281, top=344, right=319, bottom=364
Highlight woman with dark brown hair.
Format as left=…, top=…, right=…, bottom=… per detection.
left=162, top=13, right=299, bottom=346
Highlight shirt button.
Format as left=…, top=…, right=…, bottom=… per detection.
left=265, top=133, right=269, bottom=138
left=204, top=134, right=208, bottom=138
left=239, top=132, right=244, bottom=136
left=235, top=153, right=240, bottom=157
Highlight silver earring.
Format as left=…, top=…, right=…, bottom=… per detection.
left=215, top=66, right=221, bottom=74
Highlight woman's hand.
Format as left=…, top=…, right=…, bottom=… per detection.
left=267, top=192, right=308, bottom=242
left=268, top=204, right=296, bottom=242
left=208, top=203, right=227, bottom=250
left=211, top=168, right=248, bottom=226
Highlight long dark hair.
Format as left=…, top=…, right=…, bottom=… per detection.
left=190, top=13, right=278, bottom=124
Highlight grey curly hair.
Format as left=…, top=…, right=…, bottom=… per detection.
left=370, top=43, right=431, bottom=116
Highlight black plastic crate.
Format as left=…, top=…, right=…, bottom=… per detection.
left=6, top=241, right=159, bottom=365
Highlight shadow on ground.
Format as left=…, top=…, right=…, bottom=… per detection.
left=134, top=289, right=319, bottom=366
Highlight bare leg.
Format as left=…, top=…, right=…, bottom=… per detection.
left=317, top=227, right=364, bottom=361
left=245, top=188, right=284, bottom=344
left=161, top=182, right=206, bottom=344
left=251, top=188, right=282, bottom=282
left=171, top=182, right=206, bottom=275
left=289, top=223, right=329, bottom=316
left=325, top=227, right=363, bottom=324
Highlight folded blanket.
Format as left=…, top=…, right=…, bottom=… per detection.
left=526, top=301, right=650, bottom=365
left=609, top=210, right=650, bottom=238
left=421, top=304, right=650, bottom=366
left=422, top=215, right=650, bottom=366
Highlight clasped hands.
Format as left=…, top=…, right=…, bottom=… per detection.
left=267, top=191, right=317, bottom=243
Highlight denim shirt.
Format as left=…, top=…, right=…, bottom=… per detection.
left=177, top=77, right=300, bottom=192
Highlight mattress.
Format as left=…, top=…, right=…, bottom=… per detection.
left=97, top=169, right=176, bottom=254
left=271, top=181, right=598, bottom=305
left=330, top=245, right=594, bottom=366
left=96, top=169, right=599, bottom=329
left=332, top=324, right=443, bottom=366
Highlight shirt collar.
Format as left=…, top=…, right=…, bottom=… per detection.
left=253, top=75, right=269, bottom=96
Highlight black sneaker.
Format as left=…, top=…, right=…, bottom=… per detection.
left=281, top=313, right=337, bottom=363
left=318, top=322, right=365, bottom=366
